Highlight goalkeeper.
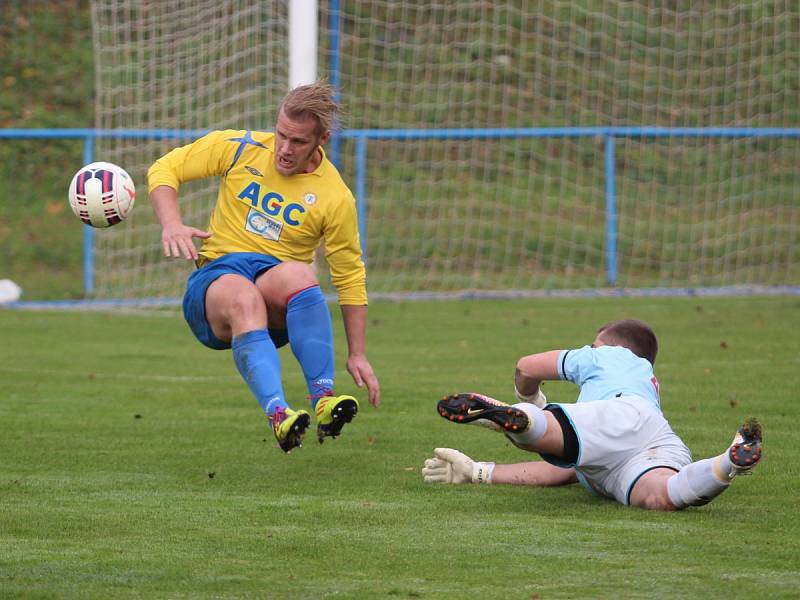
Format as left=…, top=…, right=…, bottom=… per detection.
left=148, top=81, right=380, bottom=453
left=423, top=319, right=762, bottom=511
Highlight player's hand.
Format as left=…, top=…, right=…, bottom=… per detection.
left=161, top=223, right=212, bottom=260
left=346, top=354, right=380, bottom=407
left=422, top=448, right=494, bottom=484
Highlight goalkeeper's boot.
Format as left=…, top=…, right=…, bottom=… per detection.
left=315, top=395, right=359, bottom=443
left=437, top=393, right=530, bottom=434
left=728, top=416, right=762, bottom=475
left=270, top=407, right=311, bottom=453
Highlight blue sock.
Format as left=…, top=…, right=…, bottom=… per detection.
left=286, top=286, right=335, bottom=408
left=232, top=329, right=287, bottom=417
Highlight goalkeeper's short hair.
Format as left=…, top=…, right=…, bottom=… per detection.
left=597, top=319, right=658, bottom=365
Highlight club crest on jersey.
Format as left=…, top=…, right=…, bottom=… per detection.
left=304, top=192, right=317, bottom=205
left=237, top=182, right=307, bottom=227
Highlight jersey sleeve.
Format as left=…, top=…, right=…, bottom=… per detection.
left=147, top=130, right=239, bottom=193
left=323, top=190, right=367, bottom=305
left=558, top=345, right=598, bottom=386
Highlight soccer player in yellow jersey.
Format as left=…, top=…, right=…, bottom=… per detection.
left=148, top=81, right=380, bottom=453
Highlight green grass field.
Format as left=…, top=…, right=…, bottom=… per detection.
left=1, top=296, right=799, bottom=599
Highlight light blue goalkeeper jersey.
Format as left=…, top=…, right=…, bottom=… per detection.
left=557, top=345, right=661, bottom=410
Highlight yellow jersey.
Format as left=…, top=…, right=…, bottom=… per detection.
left=148, top=130, right=367, bottom=305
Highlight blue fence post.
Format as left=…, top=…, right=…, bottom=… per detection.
left=604, top=134, right=617, bottom=286
left=82, top=133, right=95, bottom=296
left=355, top=135, right=368, bottom=263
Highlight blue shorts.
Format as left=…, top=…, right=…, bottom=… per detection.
left=183, top=252, right=289, bottom=350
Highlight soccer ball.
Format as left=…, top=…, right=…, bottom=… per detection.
left=68, top=161, right=136, bottom=228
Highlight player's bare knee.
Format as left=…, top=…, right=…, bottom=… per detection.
left=225, top=285, right=265, bottom=320
left=207, top=275, right=263, bottom=319
left=281, top=261, right=319, bottom=288
left=629, top=469, right=678, bottom=511
left=205, top=280, right=266, bottom=338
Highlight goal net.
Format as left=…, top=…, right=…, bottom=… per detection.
left=90, top=1, right=800, bottom=303
left=90, top=1, right=289, bottom=303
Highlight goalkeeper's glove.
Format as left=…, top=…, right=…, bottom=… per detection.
left=514, top=385, right=547, bottom=408
left=421, top=448, right=495, bottom=484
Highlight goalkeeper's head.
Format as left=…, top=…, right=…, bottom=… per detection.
left=595, top=319, right=659, bottom=365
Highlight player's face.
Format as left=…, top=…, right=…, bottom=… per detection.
left=274, top=109, right=330, bottom=176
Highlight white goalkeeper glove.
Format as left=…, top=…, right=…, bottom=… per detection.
left=421, top=448, right=495, bottom=484
left=514, top=385, right=547, bottom=408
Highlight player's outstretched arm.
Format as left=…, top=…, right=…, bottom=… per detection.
left=340, top=304, right=380, bottom=407
left=150, top=185, right=211, bottom=260
left=422, top=448, right=577, bottom=486
left=492, top=461, right=577, bottom=487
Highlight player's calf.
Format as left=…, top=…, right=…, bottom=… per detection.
left=666, top=417, right=763, bottom=509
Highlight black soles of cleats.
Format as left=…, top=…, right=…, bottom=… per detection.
left=317, top=398, right=358, bottom=443
left=278, top=412, right=311, bottom=453
left=436, top=393, right=530, bottom=433
left=730, top=416, right=763, bottom=469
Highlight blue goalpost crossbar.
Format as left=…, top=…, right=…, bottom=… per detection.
left=2, top=126, right=800, bottom=296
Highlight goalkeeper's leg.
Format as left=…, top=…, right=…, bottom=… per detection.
left=436, top=393, right=565, bottom=455
left=665, top=417, right=762, bottom=509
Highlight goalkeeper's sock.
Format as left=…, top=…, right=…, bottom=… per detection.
left=667, top=419, right=762, bottom=509
left=286, top=285, right=335, bottom=408
left=504, top=402, right=548, bottom=447
left=666, top=457, right=730, bottom=509
left=232, top=329, right=287, bottom=416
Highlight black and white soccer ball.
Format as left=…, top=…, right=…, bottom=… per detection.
left=68, top=161, right=136, bottom=228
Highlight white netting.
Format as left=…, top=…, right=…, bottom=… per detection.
left=90, top=0, right=800, bottom=302
left=90, top=0, right=288, bottom=302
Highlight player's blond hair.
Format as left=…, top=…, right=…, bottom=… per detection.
left=278, top=80, right=341, bottom=137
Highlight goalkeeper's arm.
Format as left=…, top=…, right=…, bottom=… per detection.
left=422, top=448, right=577, bottom=487
left=514, top=350, right=563, bottom=407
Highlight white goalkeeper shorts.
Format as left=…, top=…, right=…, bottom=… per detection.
left=552, top=395, right=692, bottom=505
